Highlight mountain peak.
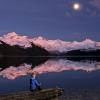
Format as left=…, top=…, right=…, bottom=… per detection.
left=83, top=38, right=95, bottom=43
left=1, top=32, right=29, bottom=40
left=0, top=32, right=31, bottom=48
left=4, top=32, right=18, bottom=37
left=33, top=36, right=47, bottom=41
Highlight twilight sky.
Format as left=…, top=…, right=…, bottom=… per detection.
left=0, top=0, right=100, bottom=41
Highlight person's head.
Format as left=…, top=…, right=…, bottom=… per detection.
left=32, top=71, right=39, bottom=77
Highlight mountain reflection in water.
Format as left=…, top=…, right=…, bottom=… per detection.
left=0, top=58, right=100, bottom=80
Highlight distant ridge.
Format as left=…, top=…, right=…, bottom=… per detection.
left=0, top=32, right=100, bottom=53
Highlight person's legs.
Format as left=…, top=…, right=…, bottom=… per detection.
left=37, top=86, right=42, bottom=90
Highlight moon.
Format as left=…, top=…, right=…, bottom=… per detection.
left=73, top=3, right=80, bottom=10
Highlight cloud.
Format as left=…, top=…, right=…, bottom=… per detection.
left=90, top=0, right=100, bottom=10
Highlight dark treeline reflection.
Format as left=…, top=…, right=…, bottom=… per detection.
left=0, top=57, right=100, bottom=71
left=0, top=57, right=49, bottom=71
left=66, top=57, right=100, bottom=61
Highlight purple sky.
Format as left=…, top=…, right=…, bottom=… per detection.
left=0, top=0, right=100, bottom=41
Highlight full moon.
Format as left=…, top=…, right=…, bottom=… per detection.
left=73, top=3, right=80, bottom=10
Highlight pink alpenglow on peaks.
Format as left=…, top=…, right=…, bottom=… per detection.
left=0, top=32, right=100, bottom=52
left=0, top=32, right=31, bottom=48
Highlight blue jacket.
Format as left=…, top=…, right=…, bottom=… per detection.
left=30, top=77, right=41, bottom=90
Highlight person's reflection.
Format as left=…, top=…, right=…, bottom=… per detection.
left=30, top=71, right=42, bottom=91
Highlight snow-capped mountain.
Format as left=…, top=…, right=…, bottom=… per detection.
left=0, top=32, right=31, bottom=48
left=0, top=32, right=100, bottom=53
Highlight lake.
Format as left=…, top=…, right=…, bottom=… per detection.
left=0, top=57, right=100, bottom=99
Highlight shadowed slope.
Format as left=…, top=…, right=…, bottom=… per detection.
left=0, top=40, right=50, bottom=57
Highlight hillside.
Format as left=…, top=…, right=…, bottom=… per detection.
left=0, top=40, right=50, bottom=57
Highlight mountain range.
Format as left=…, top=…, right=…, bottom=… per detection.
left=0, top=32, right=100, bottom=56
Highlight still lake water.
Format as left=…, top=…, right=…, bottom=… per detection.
left=0, top=57, right=100, bottom=98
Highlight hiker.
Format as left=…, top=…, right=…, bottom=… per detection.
left=30, top=71, right=42, bottom=91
